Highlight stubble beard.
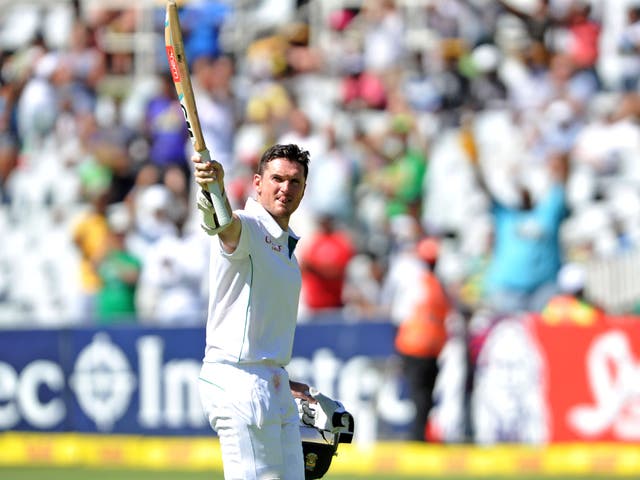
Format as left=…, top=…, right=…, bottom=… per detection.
left=269, top=196, right=299, bottom=228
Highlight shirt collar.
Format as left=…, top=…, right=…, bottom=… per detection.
left=245, top=197, right=299, bottom=257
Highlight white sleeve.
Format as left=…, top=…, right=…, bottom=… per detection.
left=218, top=211, right=251, bottom=260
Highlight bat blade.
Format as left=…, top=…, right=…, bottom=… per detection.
left=164, top=0, right=231, bottom=228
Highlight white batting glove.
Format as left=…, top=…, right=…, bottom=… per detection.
left=298, top=399, right=316, bottom=427
left=197, top=189, right=230, bottom=236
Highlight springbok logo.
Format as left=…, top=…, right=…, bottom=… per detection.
left=304, top=452, right=319, bottom=471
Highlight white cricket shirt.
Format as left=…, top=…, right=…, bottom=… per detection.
left=203, top=197, right=301, bottom=366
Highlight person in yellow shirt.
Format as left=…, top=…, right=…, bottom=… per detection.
left=72, top=191, right=110, bottom=321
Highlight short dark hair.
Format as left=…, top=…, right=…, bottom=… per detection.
left=257, top=144, right=310, bottom=179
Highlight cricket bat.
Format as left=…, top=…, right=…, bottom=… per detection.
left=164, top=0, right=231, bottom=228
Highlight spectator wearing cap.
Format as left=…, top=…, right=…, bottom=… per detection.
left=541, top=262, right=603, bottom=325
left=135, top=183, right=209, bottom=326
left=368, top=113, right=428, bottom=219
left=127, top=183, right=179, bottom=262
left=394, top=236, right=452, bottom=441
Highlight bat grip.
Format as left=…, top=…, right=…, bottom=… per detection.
left=198, top=149, right=232, bottom=228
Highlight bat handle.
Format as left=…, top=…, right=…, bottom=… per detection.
left=198, top=149, right=232, bottom=228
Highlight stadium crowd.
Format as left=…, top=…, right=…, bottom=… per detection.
left=1, top=0, right=640, bottom=331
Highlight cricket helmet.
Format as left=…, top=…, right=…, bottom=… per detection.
left=296, top=389, right=354, bottom=480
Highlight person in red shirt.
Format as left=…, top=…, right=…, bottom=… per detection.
left=299, top=215, right=355, bottom=312
left=565, top=1, right=601, bottom=71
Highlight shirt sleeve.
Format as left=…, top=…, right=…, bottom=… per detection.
left=219, top=211, right=252, bottom=260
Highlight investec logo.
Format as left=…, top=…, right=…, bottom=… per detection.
left=0, top=333, right=205, bottom=431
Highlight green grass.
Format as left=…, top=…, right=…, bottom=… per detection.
left=0, top=467, right=629, bottom=480
left=1, top=467, right=211, bottom=480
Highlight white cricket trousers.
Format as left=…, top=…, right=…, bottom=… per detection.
left=198, top=362, right=305, bottom=480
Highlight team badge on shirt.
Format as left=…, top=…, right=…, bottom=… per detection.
left=265, top=235, right=283, bottom=253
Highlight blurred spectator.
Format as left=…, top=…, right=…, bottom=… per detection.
left=277, top=107, right=327, bottom=162
left=369, top=113, right=428, bottom=219
left=124, top=162, right=161, bottom=208
left=136, top=201, right=208, bottom=326
left=191, top=55, right=237, bottom=172
left=67, top=112, right=107, bottom=196
left=62, top=21, right=105, bottom=114
left=341, top=70, right=388, bottom=111
left=539, top=52, right=599, bottom=116
left=277, top=106, right=328, bottom=236
left=243, top=0, right=297, bottom=36
left=360, top=0, right=405, bottom=78
left=128, top=183, right=179, bottom=262
left=15, top=51, right=64, bottom=147
left=144, top=75, right=189, bottom=174
left=0, top=70, right=18, bottom=138
left=162, top=164, right=190, bottom=217
left=95, top=203, right=141, bottom=324
left=466, top=43, right=508, bottom=111
left=436, top=40, right=470, bottom=117
left=303, top=124, right=358, bottom=223
left=342, top=250, right=387, bottom=319
left=71, top=190, right=110, bottom=320
left=541, top=261, right=603, bottom=325
left=561, top=1, right=601, bottom=76
left=618, top=4, right=640, bottom=92
left=475, top=150, right=570, bottom=314
left=282, top=21, right=324, bottom=76
left=571, top=92, right=630, bottom=179
left=402, top=50, right=445, bottom=113
left=87, top=6, right=137, bottom=75
left=73, top=99, right=139, bottom=205
left=336, top=0, right=407, bottom=111
left=181, top=2, right=231, bottom=67
left=0, top=134, right=18, bottom=205
left=380, top=214, right=426, bottom=325
left=394, top=236, right=451, bottom=441
left=502, top=0, right=552, bottom=44
left=299, top=215, right=356, bottom=314
left=94, top=140, right=136, bottom=205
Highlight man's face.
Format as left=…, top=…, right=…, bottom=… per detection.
left=254, top=157, right=306, bottom=228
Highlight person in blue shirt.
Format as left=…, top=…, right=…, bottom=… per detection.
left=476, top=151, right=569, bottom=314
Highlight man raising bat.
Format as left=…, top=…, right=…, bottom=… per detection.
left=165, top=0, right=231, bottom=230
left=195, top=144, right=316, bottom=480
